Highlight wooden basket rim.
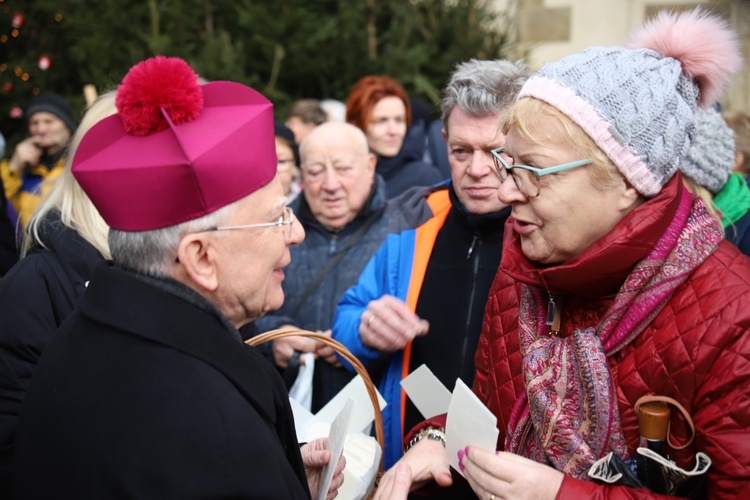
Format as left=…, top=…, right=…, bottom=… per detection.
left=246, top=327, right=385, bottom=474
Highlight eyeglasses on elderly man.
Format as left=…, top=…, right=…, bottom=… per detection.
left=202, top=206, right=296, bottom=239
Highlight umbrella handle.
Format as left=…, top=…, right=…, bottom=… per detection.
left=634, top=395, right=694, bottom=450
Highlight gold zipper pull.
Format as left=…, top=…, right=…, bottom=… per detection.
left=546, top=292, right=561, bottom=337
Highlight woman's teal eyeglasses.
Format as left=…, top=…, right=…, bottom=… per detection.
left=491, top=147, right=593, bottom=198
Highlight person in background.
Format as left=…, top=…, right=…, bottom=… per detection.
left=409, top=95, right=452, bottom=179
left=255, top=121, right=392, bottom=411
left=680, top=107, right=750, bottom=255
left=320, top=99, right=347, bottom=123
left=376, top=9, right=749, bottom=499
left=285, top=98, right=327, bottom=145
left=346, top=75, right=443, bottom=198
left=0, top=131, right=18, bottom=275
left=334, top=60, right=529, bottom=470
left=0, top=92, right=116, bottom=496
left=1, top=93, right=76, bottom=229
left=724, top=111, right=750, bottom=181
left=274, top=121, right=301, bottom=203
left=12, top=56, right=344, bottom=499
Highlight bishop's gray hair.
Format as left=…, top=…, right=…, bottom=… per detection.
left=108, top=199, right=241, bottom=277
left=441, top=59, right=530, bottom=133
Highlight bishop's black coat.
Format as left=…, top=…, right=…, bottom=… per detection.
left=12, top=265, right=310, bottom=499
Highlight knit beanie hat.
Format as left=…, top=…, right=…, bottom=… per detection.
left=681, top=107, right=735, bottom=193
left=27, top=93, right=76, bottom=133
left=518, top=9, right=742, bottom=197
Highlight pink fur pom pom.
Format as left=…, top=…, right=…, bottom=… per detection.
left=116, top=56, right=203, bottom=136
left=626, top=8, right=742, bottom=108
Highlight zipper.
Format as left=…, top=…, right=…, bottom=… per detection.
left=459, top=232, right=482, bottom=377
left=546, top=292, right=561, bottom=337
left=322, top=235, right=338, bottom=326
left=466, top=232, right=479, bottom=260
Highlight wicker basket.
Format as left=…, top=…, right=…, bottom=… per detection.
left=246, top=327, right=385, bottom=481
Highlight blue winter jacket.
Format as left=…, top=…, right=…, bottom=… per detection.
left=332, top=184, right=453, bottom=468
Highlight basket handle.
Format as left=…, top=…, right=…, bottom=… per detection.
left=246, top=327, right=385, bottom=474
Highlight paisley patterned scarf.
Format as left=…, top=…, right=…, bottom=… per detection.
left=504, top=190, right=723, bottom=479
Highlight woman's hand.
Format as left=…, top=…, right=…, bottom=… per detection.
left=300, top=438, right=346, bottom=500
left=459, top=447, right=564, bottom=500
left=359, top=295, right=429, bottom=352
left=373, top=439, right=452, bottom=499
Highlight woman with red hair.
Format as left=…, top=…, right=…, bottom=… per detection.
left=346, top=76, right=442, bottom=198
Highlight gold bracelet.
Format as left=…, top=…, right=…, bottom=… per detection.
left=404, top=426, right=446, bottom=452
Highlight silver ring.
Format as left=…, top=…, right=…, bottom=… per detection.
left=490, top=495, right=495, bottom=500
left=367, top=314, right=376, bottom=327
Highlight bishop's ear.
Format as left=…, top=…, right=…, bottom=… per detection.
left=174, top=233, right=219, bottom=292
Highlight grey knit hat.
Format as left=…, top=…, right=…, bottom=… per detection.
left=517, top=9, right=741, bottom=198
left=681, top=107, right=734, bottom=193
left=27, top=93, right=76, bottom=133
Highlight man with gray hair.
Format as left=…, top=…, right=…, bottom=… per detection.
left=12, top=56, right=345, bottom=499
left=332, top=59, right=530, bottom=469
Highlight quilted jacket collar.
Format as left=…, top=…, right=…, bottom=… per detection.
left=501, top=174, right=685, bottom=298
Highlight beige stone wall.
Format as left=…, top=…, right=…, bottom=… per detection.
left=494, top=0, right=749, bottom=112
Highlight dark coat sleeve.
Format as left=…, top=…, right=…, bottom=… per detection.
left=0, top=177, right=18, bottom=276
left=0, top=253, right=74, bottom=493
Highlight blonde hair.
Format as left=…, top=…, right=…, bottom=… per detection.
left=22, top=91, right=117, bottom=258
left=682, top=176, right=722, bottom=224
left=501, top=97, right=622, bottom=191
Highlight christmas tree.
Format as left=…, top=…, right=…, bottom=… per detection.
left=0, top=0, right=515, bottom=153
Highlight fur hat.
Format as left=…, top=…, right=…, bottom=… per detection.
left=72, top=56, right=277, bottom=231
left=27, top=93, right=76, bottom=132
left=518, top=9, right=742, bottom=197
left=681, top=107, right=735, bottom=193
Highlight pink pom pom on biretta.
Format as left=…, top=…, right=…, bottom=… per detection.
left=115, top=56, right=204, bottom=136
left=626, top=8, right=743, bottom=108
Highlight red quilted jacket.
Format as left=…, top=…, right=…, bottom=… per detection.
left=472, top=178, right=750, bottom=499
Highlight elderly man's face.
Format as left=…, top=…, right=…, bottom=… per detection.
left=301, top=124, right=376, bottom=230
left=29, top=112, right=71, bottom=155
left=210, top=177, right=305, bottom=326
